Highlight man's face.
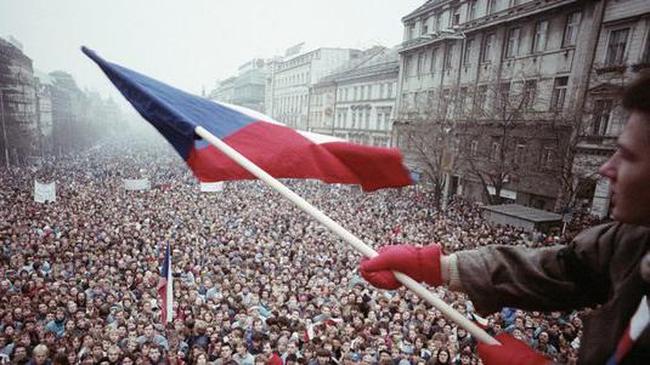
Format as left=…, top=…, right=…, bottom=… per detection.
left=34, top=352, right=48, bottom=365
left=599, top=111, right=650, bottom=225
left=108, top=348, right=120, bottom=362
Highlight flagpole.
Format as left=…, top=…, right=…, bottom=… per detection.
left=194, top=126, right=500, bottom=346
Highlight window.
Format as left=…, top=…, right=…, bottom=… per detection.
left=592, top=99, right=613, bottom=136
left=551, top=77, right=568, bottom=110
left=440, top=89, right=450, bottom=117
left=468, top=0, right=477, bottom=21
left=351, top=109, right=357, bottom=128
left=643, top=32, right=650, bottom=63
left=463, top=38, right=474, bottom=65
left=487, top=0, right=496, bottom=15
left=562, top=12, right=581, bottom=47
left=405, top=55, right=413, bottom=77
left=505, top=27, right=520, bottom=58
left=470, top=140, right=479, bottom=157
left=451, top=7, right=461, bottom=26
left=541, top=147, right=554, bottom=167
left=365, top=108, right=371, bottom=129
left=435, top=13, right=442, bottom=31
left=515, top=143, right=527, bottom=165
left=430, top=47, right=439, bottom=73
left=499, top=82, right=511, bottom=108
left=605, top=28, right=630, bottom=65
left=387, top=83, right=393, bottom=98
left=379, top=84, right=385, bottom=99
left=417, top=52, right=426, bottom=75
left=481, top=33, right=495, bottom=63
left=491, top=141, right=501, bottom=161
left=532, top=20, right=549, bottom=53
left=458, top=87, right=468, bottom=115
left=360, top=86, right=365, bottom=100
left=408, top=23, right=416, bottom=40
left=523, top=80, right=537, bottom=109
left=444, top=43, right=454, bottom=69
left=475, top=85, right=488, bottom=112
left=422, top=19, right=429, bottom=35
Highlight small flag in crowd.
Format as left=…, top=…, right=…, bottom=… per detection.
left=607, top=296, right=649, bottom=365
left=82, top=47, right=412, bottom=192
left=157, top=243, right=173, bottom=324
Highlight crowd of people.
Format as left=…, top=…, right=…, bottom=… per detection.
left=0, top=139, right=606, bottom=365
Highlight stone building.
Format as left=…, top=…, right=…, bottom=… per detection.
left=396, top=0, right=650, bottom=212
left=210, top=76, right=236, bottom=105
left=266, top=45, right=362, bottom=130
left=574, top=0, right=650, bottom=217
left=0, top=36, right=38, bottom=166
left=211, top=59, right=267, bottom=113
left=34, top=70, right=54, bottom=157
left=309, top=46, right=399, bottom=147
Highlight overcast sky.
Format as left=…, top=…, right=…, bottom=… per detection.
left=0, top=0, right=423, bottom=100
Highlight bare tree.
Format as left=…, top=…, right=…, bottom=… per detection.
left=395, top=90, right=454, bottom=209
left=456, top=77, right=574, bottom=208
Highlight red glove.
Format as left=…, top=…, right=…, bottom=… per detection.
left=359, top=244, right=442, bottom=290
left=477, top=333, right=552, bottom=365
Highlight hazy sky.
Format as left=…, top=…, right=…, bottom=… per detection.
left=0, top=0, right=423, bottom=100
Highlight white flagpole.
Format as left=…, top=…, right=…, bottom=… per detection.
left=194, top=126, right=499, bottom=346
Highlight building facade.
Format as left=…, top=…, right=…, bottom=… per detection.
left=0, top=36, right=38, bottom=166
left=266, top=46, right=362, bottom=130
left=575, top=0, right=650, bottom=217
left=309, top=46, right=399, bottom=147
left=211, top=59, right=268, bottom=113
left=396, top=0, right=650, bottom=212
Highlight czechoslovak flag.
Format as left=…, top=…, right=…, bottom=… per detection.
left=158, top=243, right=173, bottom=324
left=81, top=47, right=412, bottom=192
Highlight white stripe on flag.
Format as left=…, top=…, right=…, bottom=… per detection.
left=630, top=296, right=649, bottom=340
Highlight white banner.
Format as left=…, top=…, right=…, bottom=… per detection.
left=34, top=181, right=56, bottom=203
left=123, top=178, right=151, bottom=191
left=200, top=182, right=224, bottom=192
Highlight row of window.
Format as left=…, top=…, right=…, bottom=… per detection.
left=405, top=11, right=581, bottom=77
left=276, top=72, right=310, bottom=87
left=333, top=106, right=393, bottom=131
left=277, top=51, right=319, bottom=71
left=336, top=82, right=396, bottom=102
left=468, top=139, right=556, bottom=168
left=274, top=94, right=309, bottom=114
left=401, top=76, right=569, bottom=117
left=406, top=0, right=509, bottom=41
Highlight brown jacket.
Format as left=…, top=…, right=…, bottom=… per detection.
left=457, top=222, right=650, bottom=364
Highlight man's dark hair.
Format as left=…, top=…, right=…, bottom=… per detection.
left=622, top=71, right=650, bottom=114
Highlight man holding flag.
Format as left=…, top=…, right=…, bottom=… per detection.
left=359, top=74, right=650, bottom=363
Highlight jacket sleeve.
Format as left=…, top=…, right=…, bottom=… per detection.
left=455, top=222, right=621, bottom=315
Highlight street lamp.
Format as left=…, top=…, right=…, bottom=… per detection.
left=0, top=89, right=10, bottom=169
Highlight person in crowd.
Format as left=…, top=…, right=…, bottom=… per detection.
left=1, top=118, right=613, bottom=365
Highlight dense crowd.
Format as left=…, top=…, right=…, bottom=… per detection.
left=0, top=140, right=605, bottom=365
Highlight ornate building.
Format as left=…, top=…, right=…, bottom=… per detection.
left=266, top=45, right=362, bottom=130
left=309, top=46, right=399, bottom=147
left=396, top=0, right=650, bottom=213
